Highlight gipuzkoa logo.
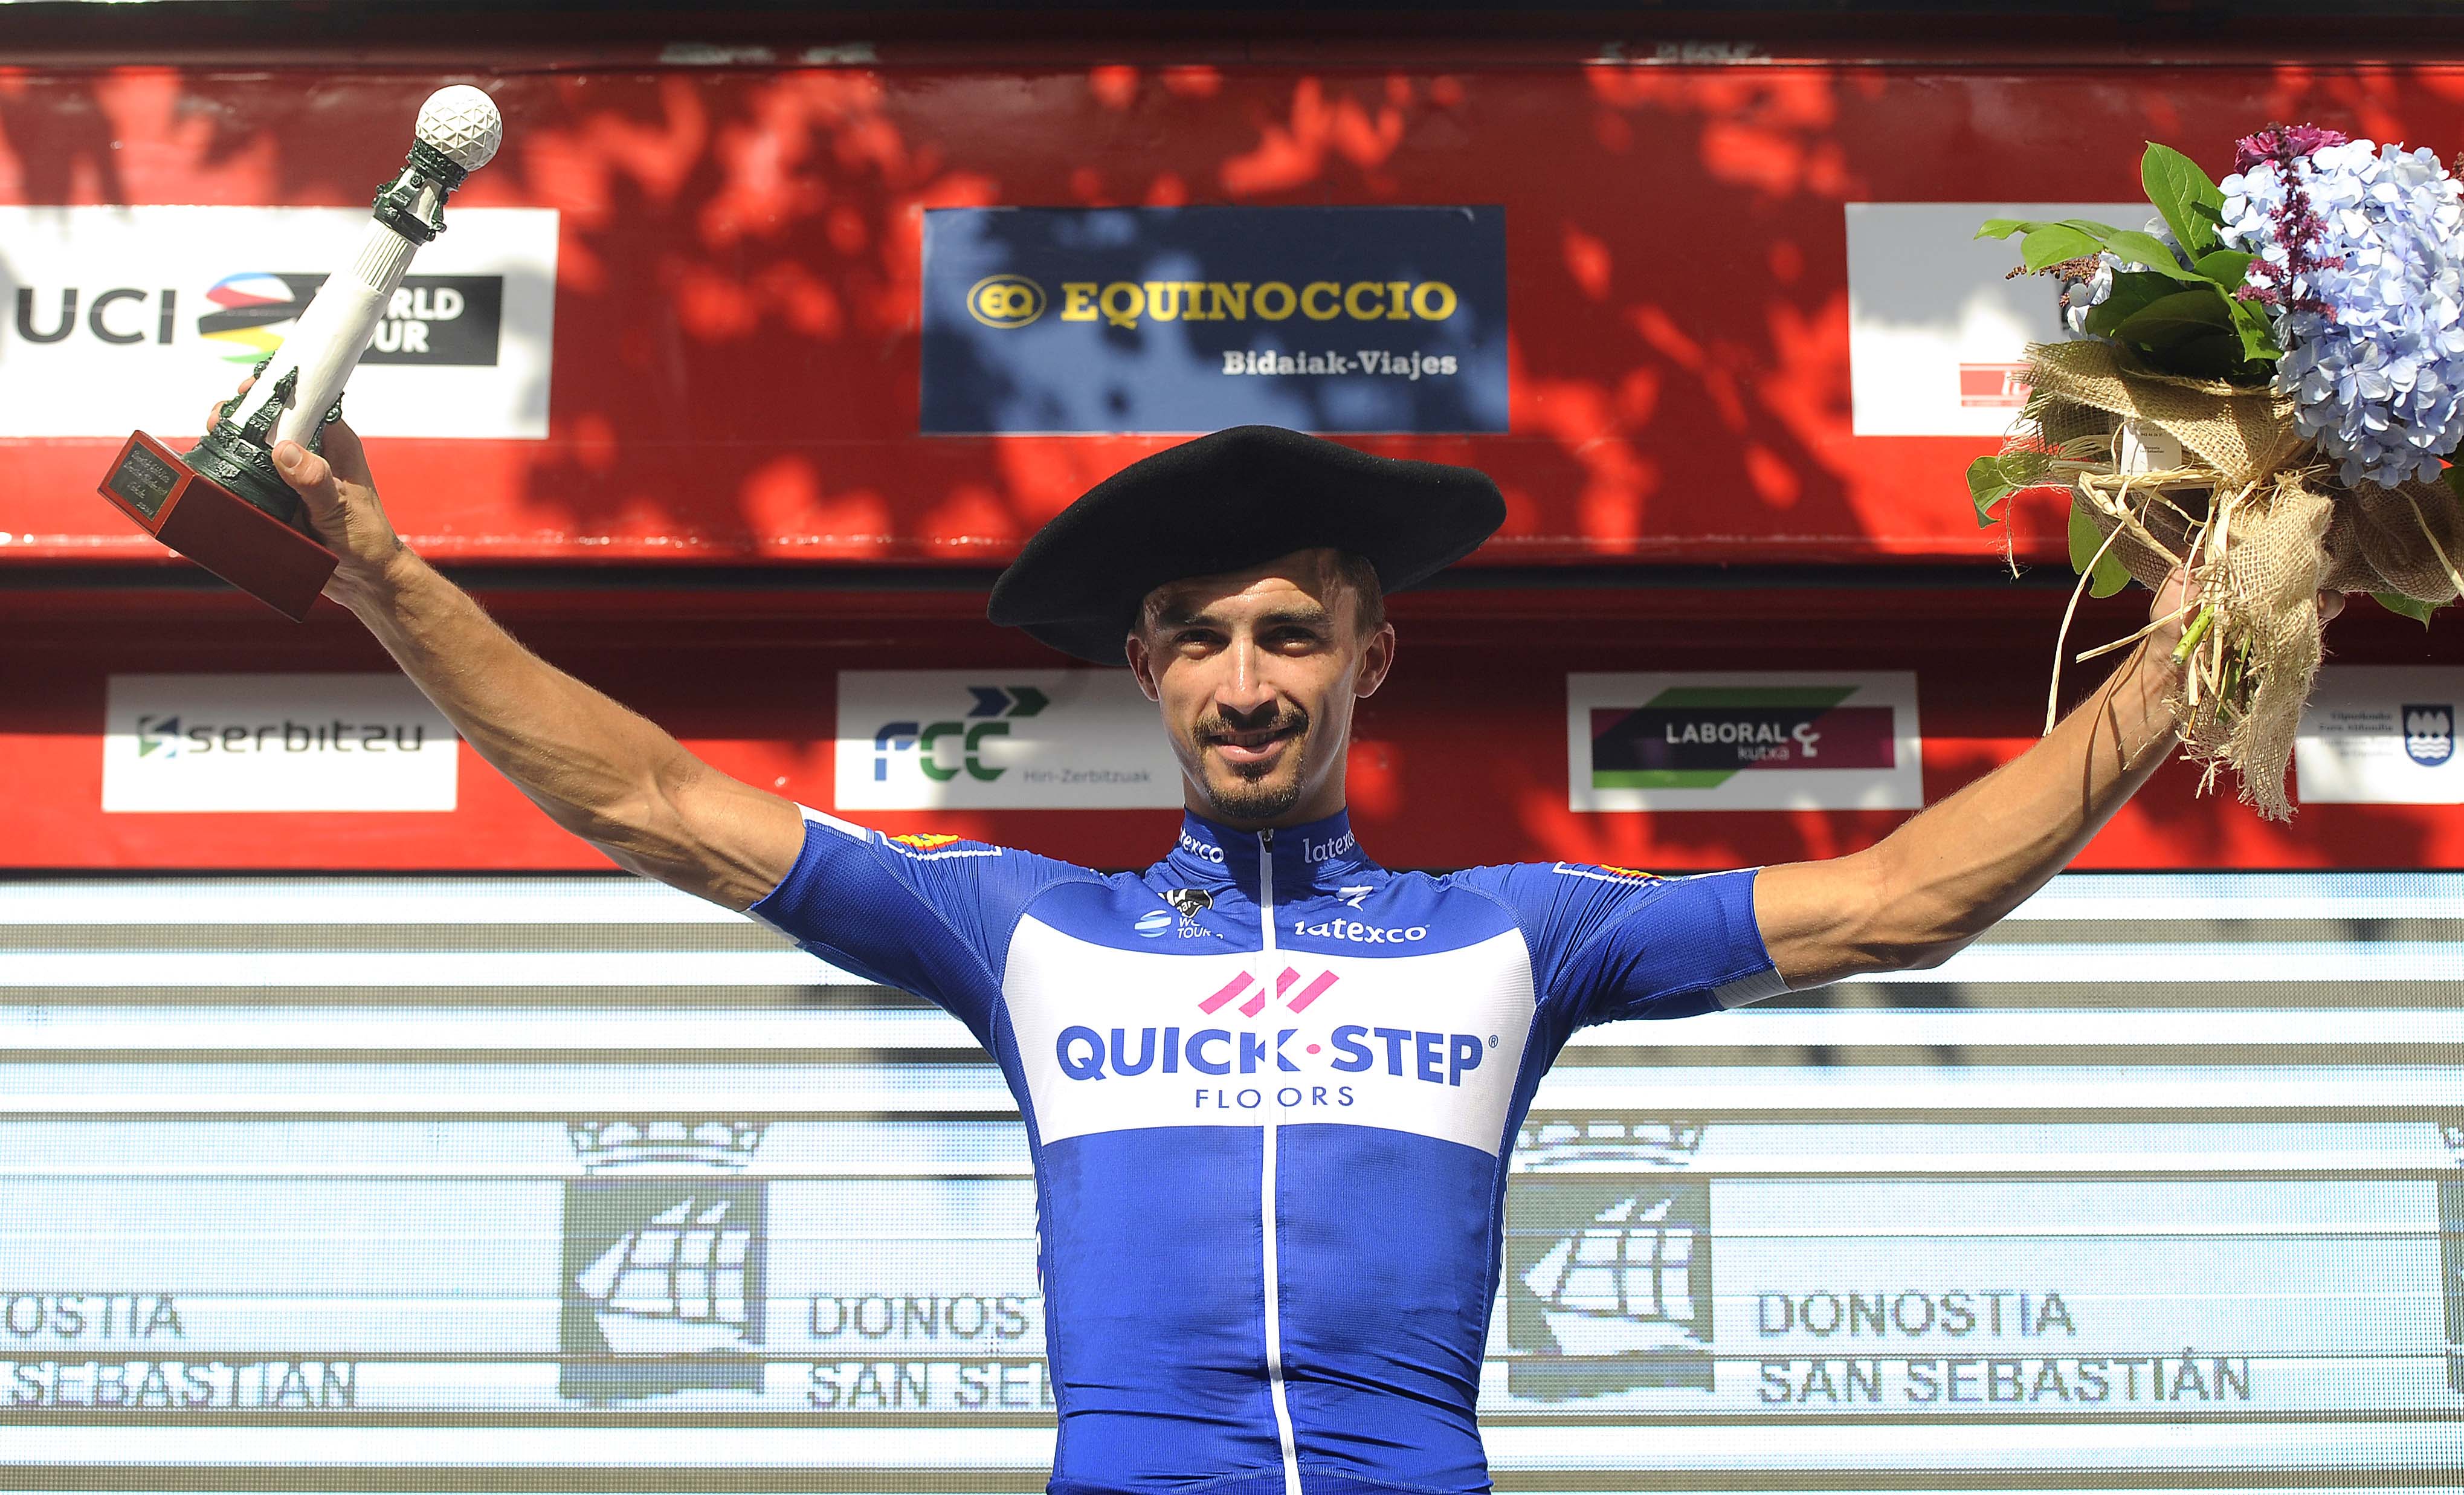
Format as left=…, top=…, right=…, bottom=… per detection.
left=560, top=1120, right=767, bottom=1404
left=2405, top=704, right=2456, bottom=767
left=872, top=685, right=1048, bottom=784
left=1590, top=685, right=1895, bottom=791
left=196, top=270, right=505, bottom=366
left=967, top=274, right=1047, bottom=328
left=1053, top=966, right=1495, bottom=1111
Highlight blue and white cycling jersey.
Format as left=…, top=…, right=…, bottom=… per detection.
left=751, top=806, right=1783, bottom=1495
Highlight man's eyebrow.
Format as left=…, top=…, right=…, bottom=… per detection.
left=1152, top=600, right=1334, bottom=631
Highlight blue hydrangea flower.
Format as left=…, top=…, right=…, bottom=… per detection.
left=2221, top=137, right=2464, bottom=488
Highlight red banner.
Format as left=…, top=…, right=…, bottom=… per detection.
left=5, top=60, right=2464, bottom=568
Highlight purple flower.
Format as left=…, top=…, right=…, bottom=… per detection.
left=2233, top=123, right=2351, bottom=174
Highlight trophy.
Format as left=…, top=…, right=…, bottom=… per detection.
left=94, top=86, right=504, bottom=619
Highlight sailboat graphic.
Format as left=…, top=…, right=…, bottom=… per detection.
left=1520, top=1195, right=1701, bottom=1358
left=573, top=1195, right=753, bottom=1354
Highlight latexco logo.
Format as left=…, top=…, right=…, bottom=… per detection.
left=133, top=712, right=434, bottom=760
left=872, top=685, right=1048, bottom=784
left=967, top=274, right=1047, bottom=329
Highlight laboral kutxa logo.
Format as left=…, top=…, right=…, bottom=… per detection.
left=1568, top=673, right=1923, bottom=812
left=836, top=670, right=1179, bottom=812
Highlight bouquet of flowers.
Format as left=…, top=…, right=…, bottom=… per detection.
left=1968, top=125, right=2464, bottom=819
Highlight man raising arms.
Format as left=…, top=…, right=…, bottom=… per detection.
left=257, top=412, right=2312, bottom=1495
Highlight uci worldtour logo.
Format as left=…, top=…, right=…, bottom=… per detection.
left=872, top=685, right=1048, bottom=784
left=10, top=275, right=503, bottom=366
left=195, top=271, right=505, bottom=366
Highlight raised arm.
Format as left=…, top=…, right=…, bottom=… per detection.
left=268, top=419, right=804, bottom=910
left=1753, top=571, right=2340, bottom=987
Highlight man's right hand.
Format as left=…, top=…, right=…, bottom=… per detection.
left=209, top=376, right=407, bottom=610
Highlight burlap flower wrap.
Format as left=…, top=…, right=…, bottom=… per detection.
left=2010, top=339, right=2464, bottom=819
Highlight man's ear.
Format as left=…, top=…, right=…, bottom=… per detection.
left=1355, top=623, right=1398, bottom=699
left=1124, top=630, right=1162, bottom=703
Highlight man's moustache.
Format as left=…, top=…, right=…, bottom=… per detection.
left=1198, top=711, right=1308, bottom=744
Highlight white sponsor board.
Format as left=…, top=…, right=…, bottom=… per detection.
left=0, top=205, right=556, bottom=439
left=102, top=674, right=457, bottom=812
left=834, top=670, right=1181, bottom=810
left=2295, top=666, right=2464, bottom=804
left=1845, top=201, right=2146, bottom=438
left=1568, top=671, right=1922, bottom=812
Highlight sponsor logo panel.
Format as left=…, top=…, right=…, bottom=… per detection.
left=0, top=205, right=555, bottom=439
left=0, top=1131, right=2445, bottom=1418
left=836, top=670, right=1180, bottom=810
left=2295, top=667, right=2464, bottom=804
left=1568, top=672, right=1922, bottom=812
left=1844, top=201, right=2146, bottom=438
left=102, top=673, right=458, bottom=813
left=919, top=205, right=1507, bottom=434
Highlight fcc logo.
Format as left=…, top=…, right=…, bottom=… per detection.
left=967, top=274, right=1046, bottom=329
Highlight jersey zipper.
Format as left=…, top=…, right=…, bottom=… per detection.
left=1256, top=828, right=1302, bottom=1495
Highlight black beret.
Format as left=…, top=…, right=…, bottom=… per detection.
left=987, top=425, right=1506, bottom=664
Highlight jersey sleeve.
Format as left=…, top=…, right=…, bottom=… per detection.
left=745, top=806, right=1094, bottom=1041
left=1456, top=861, right=1787, bottom=1027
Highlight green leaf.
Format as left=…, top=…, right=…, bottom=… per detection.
left=1968, top=456, right=2016, bottom=527
left=2051, top=218, right=2123, bottom=237
left=2444, top=461, right=2464, bottom=505
left=2021, top=224, right=2104, bottom=271
left=2101, top=228, right=2201, bottom=280
left=2112, top=286, right=2235, bottom=347
left=2374, top=590, right=2441, bottom=625
left=2228, top=294, right=2283, bottom=361
left=2192, top=248, right=2255, bottom=290
left=2068, top=498, right=2133, bottom=596
left=2084, top=270, right=2191, bottom=339
left=1975, top=218, right=2036, bottom=240
left=2143, top=141, right=2226, bottom=259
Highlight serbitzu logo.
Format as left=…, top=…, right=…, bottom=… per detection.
left=872, top=685, right=1049, bottom=784
left=1590, top=685, right=1895, bottom=791
left=967, top=274, right=1047, bottom=329
left=134, top=712, right=435, bottom=760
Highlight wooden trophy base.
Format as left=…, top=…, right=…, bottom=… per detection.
left=96, top=431, right=339, bottom=621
